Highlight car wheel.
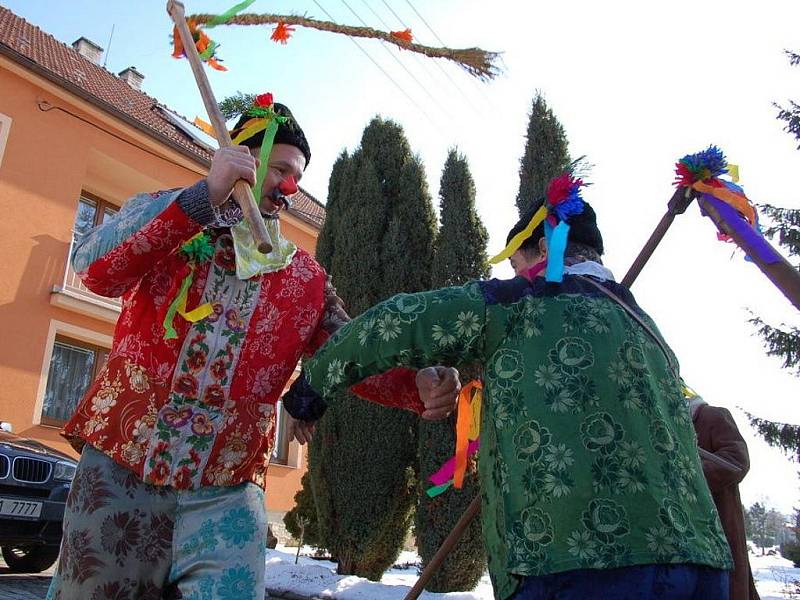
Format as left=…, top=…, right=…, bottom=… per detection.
left=1, top=544, right=60, bottom=573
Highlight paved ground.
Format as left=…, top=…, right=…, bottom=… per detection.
left=0, top=556, right=54, bottom=600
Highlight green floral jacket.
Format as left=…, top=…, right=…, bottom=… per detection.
left=303, top=274, right=732, bottom=599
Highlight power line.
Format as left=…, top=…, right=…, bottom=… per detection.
left=402, top=0, right=497, bottom=111
left=357, top=0, right=392, bottom=29
left=310, top=0, right=444, bottom=135
left=380, top=0, right=482, bottom=116
left=403, top=0, right=446, bottom=47
left=339, top=0, right=453, bottom=123
left=362, top=0, right=468, bottom=113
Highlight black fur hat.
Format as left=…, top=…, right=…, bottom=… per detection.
left=230, top=102, right=311, bottom=167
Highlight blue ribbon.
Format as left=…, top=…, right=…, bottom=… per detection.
left=545, top=220, right=570, bottom=282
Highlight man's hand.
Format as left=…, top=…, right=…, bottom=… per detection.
left=207, top=146, right=259, bottom=207
left=322, top=275, right=351, bottom=333
left=416, top=366, right=461, bottom=420
left=286, top=414, right=316, bottom=445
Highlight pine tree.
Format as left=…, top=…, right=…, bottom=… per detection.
left=746, top=49, right=800, bottom=453
left=307, top=117, right=436, bottom=580
left=413, top=149, right=487, bottom=592
left=515, top=92, right=571, bottom=216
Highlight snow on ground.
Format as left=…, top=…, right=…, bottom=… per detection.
left=265, top=546, right=800, bottom=600
left=753, top=553, right=800, bottom=600
left=265, top=546, right=494, bottom=599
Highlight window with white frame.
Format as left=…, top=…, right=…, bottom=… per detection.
left=41, top=337, right=109, bottom=426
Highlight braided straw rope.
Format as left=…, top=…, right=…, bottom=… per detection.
left=189, top=12, right=501, bottom=80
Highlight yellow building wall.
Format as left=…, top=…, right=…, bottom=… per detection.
left=0, top=62, right=315, bottom=513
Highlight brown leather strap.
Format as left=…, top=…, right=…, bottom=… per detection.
left=575, top=275, right=679, bottom=375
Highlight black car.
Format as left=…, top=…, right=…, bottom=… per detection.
left=0, top=425, right=76, bottom=573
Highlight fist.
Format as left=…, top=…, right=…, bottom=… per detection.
left=206, top=146, right=259, bottom=207
left=416, top=366, right=461, bottom=420
left=286, top=414, right=316, bottom=445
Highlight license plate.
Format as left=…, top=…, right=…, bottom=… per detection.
left=0, top=497, right=42, bottom=519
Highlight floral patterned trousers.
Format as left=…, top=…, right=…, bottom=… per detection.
left=47, top=445, right=267, bottom=600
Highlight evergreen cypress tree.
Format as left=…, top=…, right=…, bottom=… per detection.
left=431, top=149, right=490, bottom=286
left=315, top=150, right=350, bottom=271
left=515, top=92, right=572, bottom=216
left=416, top=149, right=488, bottom=592
left=307, top=117, right=436, bottom=579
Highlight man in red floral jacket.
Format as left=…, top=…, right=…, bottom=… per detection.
left=47, top=102, right=459, bottom=600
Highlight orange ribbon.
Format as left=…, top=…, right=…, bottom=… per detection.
left=692, top=181, right=756, bottom=226
left=454, top=380, right=482, bottom=489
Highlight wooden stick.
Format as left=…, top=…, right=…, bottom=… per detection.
left=622, top=187, right=695, bottom=288
left=404, top=495, right=481, bottom=600
left=698, top=195, right=800, bottom=311
left=167, top=0, right=272, bottom=254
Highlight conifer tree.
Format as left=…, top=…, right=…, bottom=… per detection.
left=307, top=117, right=436, bottom=579
left=746, top=50, right=800, bottom=448
left=744, top=49, right=800, bottom=565
left=515, top=92, right=571, bottom=216
left=416, top=149, right=488, bottom=591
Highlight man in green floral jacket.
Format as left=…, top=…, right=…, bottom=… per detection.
left=292, top=184, right=733, bottom=599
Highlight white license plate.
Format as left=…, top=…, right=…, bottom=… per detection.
left=0, top=497, right=42, bottom=519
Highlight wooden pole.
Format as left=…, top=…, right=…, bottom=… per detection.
left=621, top=187, right=695, bottom=288
left=403, top=496, right=481, bottom=600
left=697, top=195, right=800, bottom=311
left=166, top=0, right=272, bottom=254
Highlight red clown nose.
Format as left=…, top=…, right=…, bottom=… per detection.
left=278, top=176, right=298, bottom=196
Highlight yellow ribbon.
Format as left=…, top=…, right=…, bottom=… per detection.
left=232, top=118, right=268, bottom=145
left=193, top=117, right=215, bottom=137
left=488, top=205, right=547, bottom=264
left=726, top=163, right=740, bottom=183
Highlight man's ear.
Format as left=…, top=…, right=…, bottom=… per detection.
left=538, top=236, right=548, bottom=257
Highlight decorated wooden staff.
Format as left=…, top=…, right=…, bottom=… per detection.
left=166, top=0, right=273, bottom=253
left=622, top=146, right=800, bottom=311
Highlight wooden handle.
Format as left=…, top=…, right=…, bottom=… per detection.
left=166, top=0, right=272, bottom=254
left=404, top=496, right=481, bottom=600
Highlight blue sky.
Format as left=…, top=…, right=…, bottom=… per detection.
left=5, top=0, right=800, bottom=512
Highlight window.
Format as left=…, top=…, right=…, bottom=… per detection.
left=0, top=112, right=11, bottom=169
left=73, top=193, right=118, bottom=242
left=271, top=401, right=291, bottom=465
left=41, top=337, right=109, bottom=426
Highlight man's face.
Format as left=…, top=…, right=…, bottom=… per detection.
left=250, top=143, right=306, bottom=217
left=509, top=249, right=539, bottom=277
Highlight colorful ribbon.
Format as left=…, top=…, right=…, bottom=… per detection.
left=489, top=205, right=547, bottom=264
left=454, top=381, right=481, bottom=488
left=425, top=380, right=483, bottom=498
left=544, top=219, right=570, bottom=283
left=162, top=233, right=215, bottom=340
left=204, top=0, right=257, bottom=28
left=699, top=194, right=783, bottom=265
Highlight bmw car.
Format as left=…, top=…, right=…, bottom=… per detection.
left=0, top=424, right=76, bottom=573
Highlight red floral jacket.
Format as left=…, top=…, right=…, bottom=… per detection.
left=63, top=185, right=422, bottom=490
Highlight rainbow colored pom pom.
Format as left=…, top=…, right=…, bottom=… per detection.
left=674, top=145, right=728, bottom=187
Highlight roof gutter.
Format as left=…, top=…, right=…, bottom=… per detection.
left=0, top=42, right=211, bottom=170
